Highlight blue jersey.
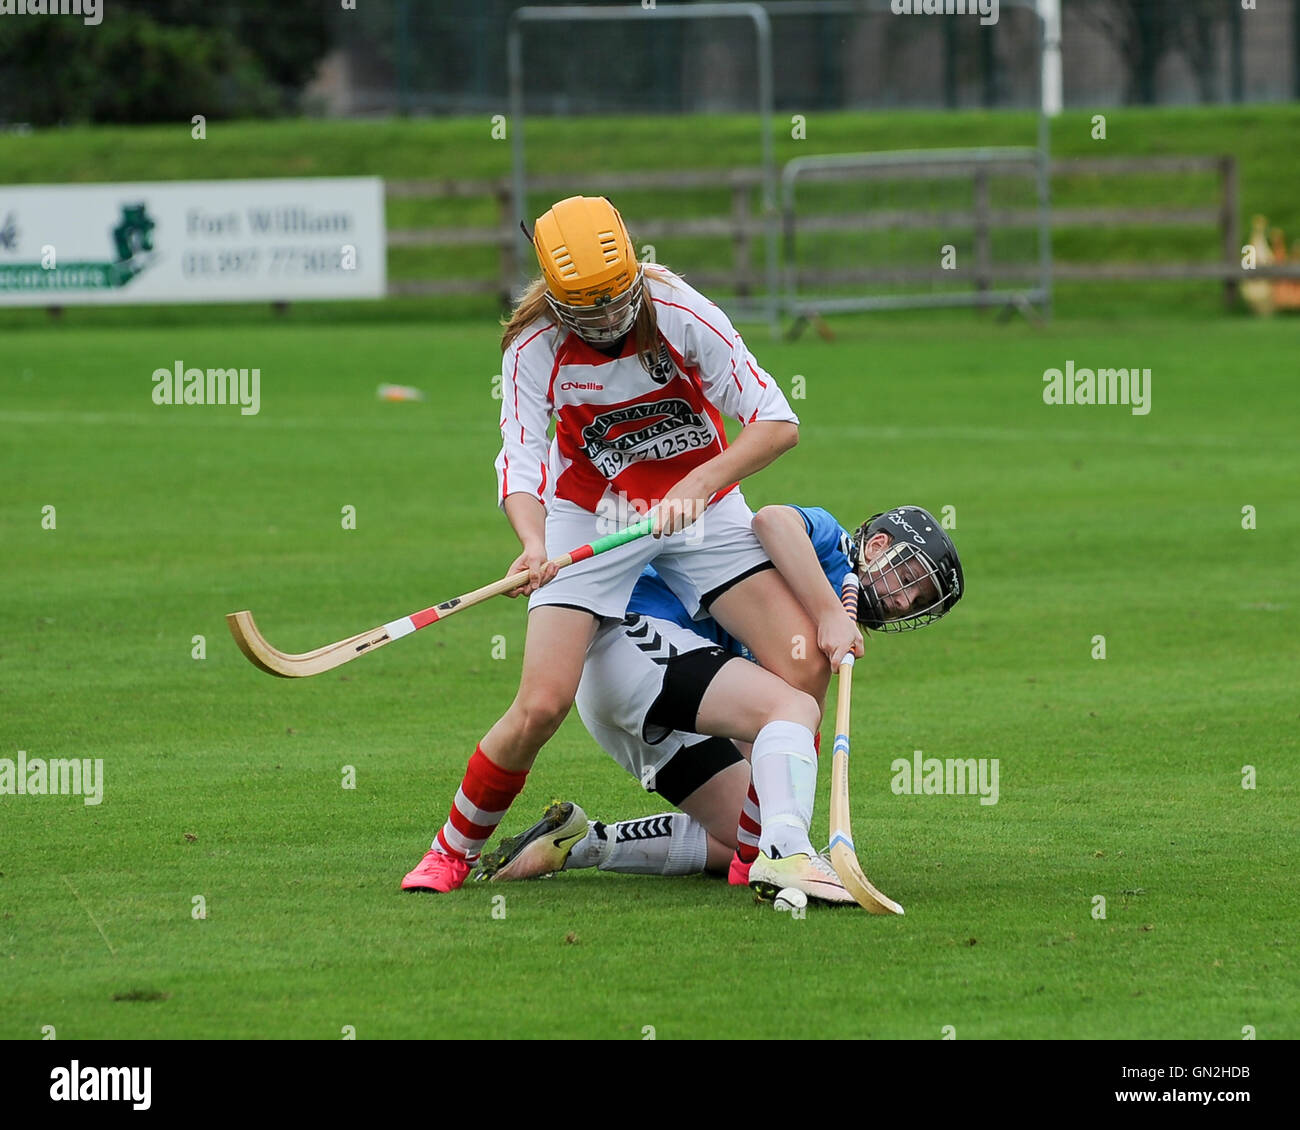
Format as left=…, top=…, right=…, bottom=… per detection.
left=625, top=505, right=854, bottom=660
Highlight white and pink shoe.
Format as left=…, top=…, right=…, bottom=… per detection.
left=748, top=850, right=854, bottom=905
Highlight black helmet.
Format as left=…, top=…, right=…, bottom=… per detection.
left=849, top=506, right=964, bottom=632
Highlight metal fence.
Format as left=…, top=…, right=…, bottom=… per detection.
left=780, top=147, right=1052, bottom=319
left=384, top=154, right=1292, bottom=326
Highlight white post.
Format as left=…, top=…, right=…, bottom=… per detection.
left=1038, top=0, right=1063, bottom=117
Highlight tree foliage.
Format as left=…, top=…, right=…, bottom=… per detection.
left=0, top=0, right=331, bottom=125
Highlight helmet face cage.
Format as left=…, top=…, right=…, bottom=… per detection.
left=856, top=542, right=947, bottom=632
left=545, top=265, right=645, bottom=345
left=850, top=505, right=964, bottom=632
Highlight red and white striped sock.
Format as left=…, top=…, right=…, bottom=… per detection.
left=434, top=746, right=528, bottom=863
left=735, top=782, right=762, bottom=863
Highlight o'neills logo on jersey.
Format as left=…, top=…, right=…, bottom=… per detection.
left=560, top=381, right=604, bottom=391
left=580, top=398, right=714, bottom=479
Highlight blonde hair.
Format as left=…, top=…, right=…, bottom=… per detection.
left=501, top=264, right=679, bottom=373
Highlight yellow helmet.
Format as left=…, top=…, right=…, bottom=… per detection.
left=533, top=196, right=645, bottom=344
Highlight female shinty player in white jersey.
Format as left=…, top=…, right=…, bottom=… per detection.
left=402, top=196, right=846, bottom=894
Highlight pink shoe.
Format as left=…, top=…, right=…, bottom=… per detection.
left=728, top=852, right=753, bottom=886
left=401, top=848, right=471, bottom=893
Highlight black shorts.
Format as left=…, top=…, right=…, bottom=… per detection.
left=644, top=644, right=738, bottom=737
left=650, top=736, right=746, bottom=806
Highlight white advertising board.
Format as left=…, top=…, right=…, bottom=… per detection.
left=0, top=177, right=386, bottom=304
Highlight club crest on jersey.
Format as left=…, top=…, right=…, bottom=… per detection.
left=580, top=398, right=713, bottom=478
left=646, top=344, right=678, bottom=385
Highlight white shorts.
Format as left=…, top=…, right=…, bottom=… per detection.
left=528, top=488, right=771, bottom=621
left=575, top=613, right=744, bottom=796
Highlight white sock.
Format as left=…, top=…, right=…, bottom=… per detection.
left=750, top=720, right=818, bottom=859
left=563, top=815, right=707, bottom=876
left=564, top=822, right=605, bottom=869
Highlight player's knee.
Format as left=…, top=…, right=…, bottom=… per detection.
left=809, top=652, right=832, bottom=696
left=512, top=692, right=572, bottom=745
left=766, top=686, right=821, bottom=731
left=774, top=652, right=830, bottom=704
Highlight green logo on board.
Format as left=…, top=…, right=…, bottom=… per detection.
left=0, top=202, right=157, bottom=292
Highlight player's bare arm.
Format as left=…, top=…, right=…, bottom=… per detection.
left=753, top=504, right=863, bottom=666
left=653, top=419, right=798, bottom=536
left=502, top=492, right=557, bottom=596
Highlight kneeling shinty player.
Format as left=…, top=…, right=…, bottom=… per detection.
left=474, top=504, right=964, bottom=905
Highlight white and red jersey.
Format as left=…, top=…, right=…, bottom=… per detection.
left=495, top=270, right=798, bottom=514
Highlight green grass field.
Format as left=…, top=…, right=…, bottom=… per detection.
left=2, top=305, right=1296, bottom=1040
